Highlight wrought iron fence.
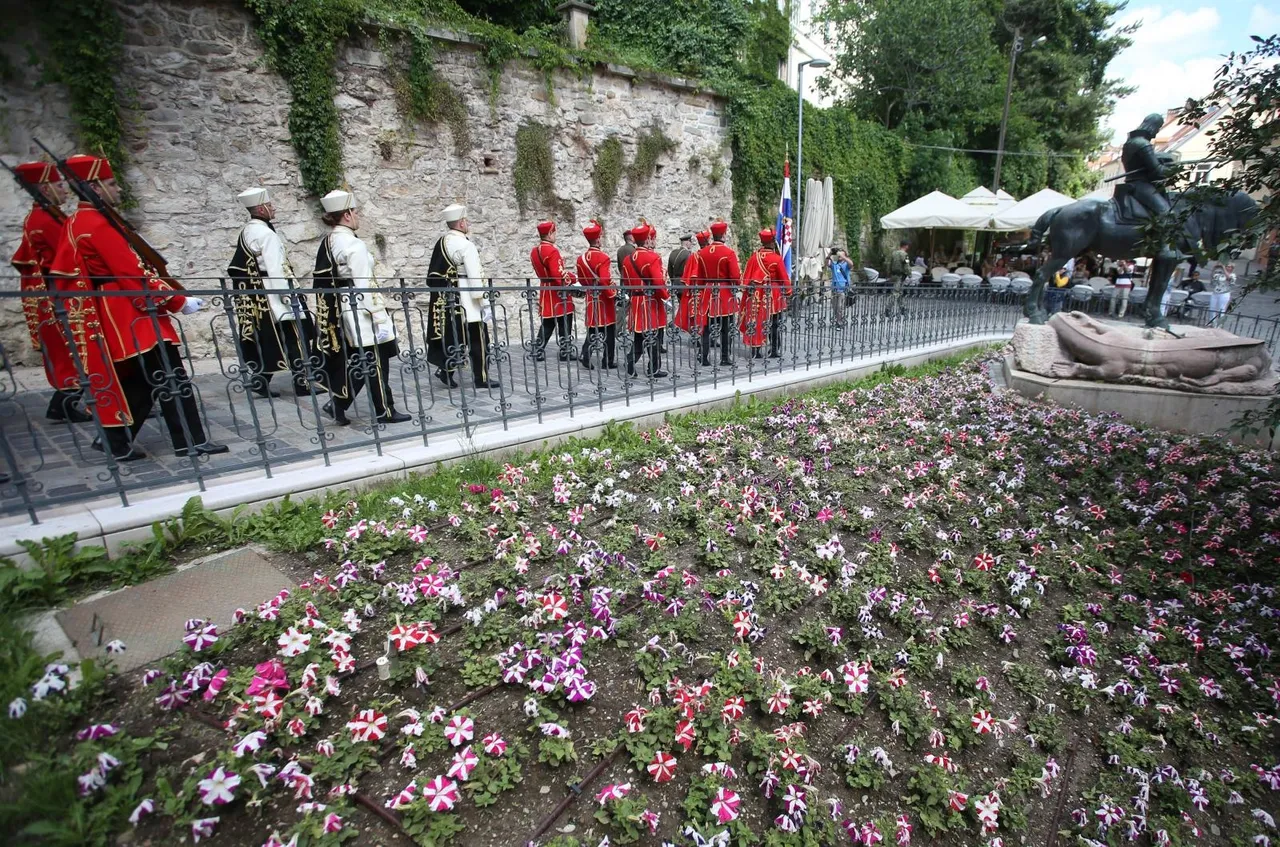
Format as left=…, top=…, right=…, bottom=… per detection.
left=12, top=275, right=1257, bottom=524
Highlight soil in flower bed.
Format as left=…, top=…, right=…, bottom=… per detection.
left=7, top=353, right=1280, bottom=847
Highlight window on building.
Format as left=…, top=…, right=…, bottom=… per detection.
left=1189, top=163, right=1214, bottom=185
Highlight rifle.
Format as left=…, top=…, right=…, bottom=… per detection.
left=32, top=138, right=184, bottom=291
left=1103, top=157, right=1217, bottom=183
left=1, top=157, right=67, bottom=224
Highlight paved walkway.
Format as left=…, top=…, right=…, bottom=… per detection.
left=1, top=297, right=1024, bottom=521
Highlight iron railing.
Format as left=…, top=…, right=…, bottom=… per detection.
left=6, top=276, right=1263, bottom=524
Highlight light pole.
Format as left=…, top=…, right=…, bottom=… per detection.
left=796, top=57, right=830, bottom=266
left=992, top=29, right=1045, bottom=193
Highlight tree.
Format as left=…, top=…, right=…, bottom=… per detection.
left=822, top=0, right=999, bottom=133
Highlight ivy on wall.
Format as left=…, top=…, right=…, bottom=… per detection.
left=39, top=0, right=130, bottom=197
left=592, top=136, right=625, bottom=207
left=242, top=0, right=364, bottom=196
left=627, top=126, right=676, bottom=191
left=514, top=121, right=572, bottom=221
left=390, top=26, right=472, bottom=156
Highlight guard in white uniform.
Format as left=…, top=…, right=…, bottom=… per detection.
left=227, top=187, right=318, bottom=397
left=425, top=203, right=499, bottom=388
left=312, top=190, right=410, bottom=425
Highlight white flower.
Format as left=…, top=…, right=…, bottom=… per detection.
left=523, top=697, right=539, bottom=717
left=128, top=798, right=154, bottom=825
left=105, top=640, right=127, bottom=654
left=198, top=767, right=241, bottom=805
left=8, top=698, right=27, bottom=719
left=277, top=627, right=311, bottom=658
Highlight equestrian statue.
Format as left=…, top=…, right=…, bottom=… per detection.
left=1024, top=113, right=1257, bottom=330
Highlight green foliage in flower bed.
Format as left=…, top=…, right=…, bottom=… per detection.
left=7, top=344, right=1280, bottom=846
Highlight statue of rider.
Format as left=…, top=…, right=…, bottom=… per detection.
left=1121, top=113, right=1170, bottom=218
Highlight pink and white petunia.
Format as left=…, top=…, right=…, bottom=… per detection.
left=482, top=732, right=507, bottom=756
left=596, top=782, right=632, bottom=805
left=198, top=767, right=241, bottom=806
left=128, top=798, right=154, bottom=826
left=346, top=709, right=388, bottom=743
left=184, top=624, right=219, bottom=653
left=447, top=745, right=480, bottom=781
left=710, top=787, right=741, bottom=824
left=323, top=813, right=344, bottom=833
left=443, top=714, right=475, bottom=747
left=191, top=817, right=219, bottom=842
left=647, top=751, right=677, bottom=782
left=277, top=627, right=311, bottom=658
left=233, top=731, right=268, bottom=757
left=76, top=724, right=120, bottom=741
left=421, top=775, right=459, bottom=812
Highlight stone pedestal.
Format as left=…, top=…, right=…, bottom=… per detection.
left=556, top=0, right=595, bottom=49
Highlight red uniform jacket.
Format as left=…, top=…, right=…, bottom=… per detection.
left=738, top=248, right=791, bottom=347
left=697, top=242, right=741, bottom=320
left=531, top=240, right=576, bottom=319
left=621, top=247, right=668, bottom=333
left=10, top=205, right=78, bottom=391
left=575, top=247, right=615, bottom=327
left=673, top=251, right=705, bottom=332
left=48, top=203, right=186, bottom=427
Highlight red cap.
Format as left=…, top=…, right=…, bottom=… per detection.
left=710, top=220, right=728, bottom=238
left=64, top=154, right=113, bottom=182
left=582, top=221, right=602, bottom=239
left=758, top=228, right=775, bottom=245
left=536, top=220, right=556, bottom=237
left=695, top=231, right=710, bottom=247
left=13, top=162, right=61, bottom=185
left=630, top=224, right=651, bottom=242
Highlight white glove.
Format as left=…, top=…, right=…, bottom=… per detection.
left=481, top=306, right=493, bottom=323
left=180, top=297, right=204, bottom=315
left=375, top=325, right=392, bottom=344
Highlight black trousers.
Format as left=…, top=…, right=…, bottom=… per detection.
left=701, top=316, right=733, bottom=364
left=105, top=343, right=208, bottom=454
left=250, top=320, right=314, bottom=394
left=46, top=388, right=84, bottom=421
left=581, top=323, right=616, bottom=368
left=628, top=328, right=663, bottom=375
left=769, top=313, right=783, bottom=357
left=536, top=314, right=575, bottom=357
left=335, top=340, right=399, bottom=417
left=440, top=321, right=491, bottom=383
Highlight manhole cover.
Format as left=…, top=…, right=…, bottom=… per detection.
left=56, top=547, right=294, bottom=673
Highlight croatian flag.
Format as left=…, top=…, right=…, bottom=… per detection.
left=775, top=160, right=793, bottom=277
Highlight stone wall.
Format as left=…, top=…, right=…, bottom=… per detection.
left=0, top=0, right=733, bottom=364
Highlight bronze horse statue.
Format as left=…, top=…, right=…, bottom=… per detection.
left=1024, top=189, right=1257, bottom=329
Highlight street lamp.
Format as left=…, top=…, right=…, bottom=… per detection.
left=796, top=58, right=830, bottom=266
left=991, top=29, right=1045, bottom=193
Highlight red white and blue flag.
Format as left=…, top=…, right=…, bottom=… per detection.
left=775, top=160, right=793, bottom=277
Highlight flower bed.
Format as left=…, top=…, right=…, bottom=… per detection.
left=4, top=353, right=1279, bottom=846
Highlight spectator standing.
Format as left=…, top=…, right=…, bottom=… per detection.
left=1208, top=265, right=1232, bottom=326
left=830, top=249, right=852, bottom=326
left=1109, top=260, right=1133, bottom=318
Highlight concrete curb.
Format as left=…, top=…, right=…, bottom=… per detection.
left=2, top=336, right=1008, bottom=560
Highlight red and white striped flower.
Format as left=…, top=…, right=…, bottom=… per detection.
left=975, top=792, right=1001, bottom=833
left=647, top=751, right=677, bottom=782
left=482, top=732, right=507, bottom=757
left=711, top=787, right=741, bottom=824
left=277, top=627, right=311, bottom=658
left=595, top=782, right=632, bottom=805
left=722, top=697, right=745, bottom=723
left=421, top=775, right=459, bottom=812
left=447, top=745, right=479, bottom=781
left=443, top=714, right=475, bottom=747
left=674, top=719, right=695, bottom=750
left=972, top=710, right=994, bottom=734
left=346, top=709, right=388, bottom=743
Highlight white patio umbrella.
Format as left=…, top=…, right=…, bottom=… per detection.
left=800, top=177, right=827, bottom=258
left=991, top=187, right=1075, bottom=230
left=879, top=191, right=991, bottom=229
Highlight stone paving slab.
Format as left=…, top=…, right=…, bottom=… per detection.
left=55, top=547, right=294, bottom=672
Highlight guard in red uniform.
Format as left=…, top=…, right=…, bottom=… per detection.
left=575, top=220, right=616, bottom=369
left=620, top=223, right=669, bottom=378
left=530, top=220, right=578, bottom=362
left=698, top=220, right=741, bottom=366
left=9, top=162, right=91, bottom=423
left=48, top=155, right=226, bottom=461
left=672, top=233, right=707, bottom=357
left=738, top=228, right=791, bottom=358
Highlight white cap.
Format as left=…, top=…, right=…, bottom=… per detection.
left=238, top=187, right=270, bottom=208
left=443, top=203, right=467, bottom=223
left=321, top=190, right=357, bottom=214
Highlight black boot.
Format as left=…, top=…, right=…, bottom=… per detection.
left=322, top=401, right=351, bottom=426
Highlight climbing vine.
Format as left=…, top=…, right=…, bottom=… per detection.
left=39, top=0, right=130, bottom=196
left=627, top=125, right=676, bottom=190
left=242, top=0, right=363, bottom=195
left=390, top=27, right=472, bottom=156
left=592, top=136, right=625, bottom=207
left=514, top=120, right=572, bottom=220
